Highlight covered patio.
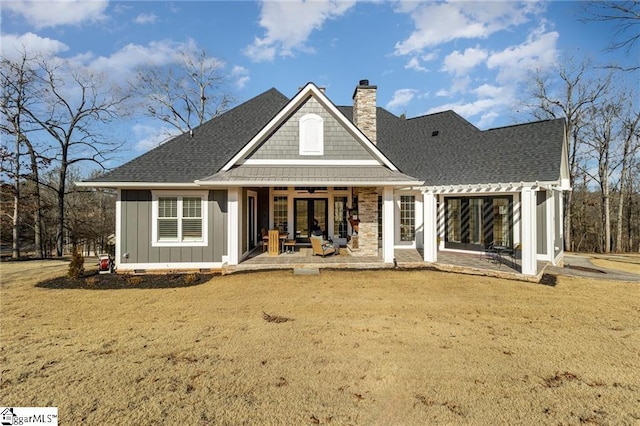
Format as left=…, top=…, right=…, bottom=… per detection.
left=227, top=245, right=547, bottom=282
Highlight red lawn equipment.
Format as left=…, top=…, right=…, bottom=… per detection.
left=98, top=254, right=115, bottom=274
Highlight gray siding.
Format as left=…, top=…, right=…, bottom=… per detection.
left=120, top=189, right=227, bottom=265
left=537, top=190, right=547, bottom=255
left=247, top=96, right=375, bottom=161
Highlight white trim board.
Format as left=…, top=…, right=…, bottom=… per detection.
left=117, top=262, right=224, bottom=271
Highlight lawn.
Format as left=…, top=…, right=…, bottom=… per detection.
left=1, top=260, right=639, bottom=425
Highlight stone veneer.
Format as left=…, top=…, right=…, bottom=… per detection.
left=352, top=80, right=377, bottom=145
left=349, top=187, right=379, bottom=257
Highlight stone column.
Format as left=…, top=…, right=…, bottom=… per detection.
left=349, top=187, right=379, bottom=257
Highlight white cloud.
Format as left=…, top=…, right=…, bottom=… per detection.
left=386, top=88, right=418, bottom=110
left=133, top=123, right=180, bottom=152
left=442, top=47, right=488, bottom=76
left=405, top=57, right=427, bottom=72
left=477, top=111, right=499, bottom=129
left=0, top=32, right=69, bottom=60
left=427, top=97, right=502, bottom=122
left=134, top=12, right=158, bottom=25
left=1, top=0, right=108, bottom=29
left=487, top=27, right=559, bottom=84
left=394, top=1, right=543, bottom=55
left=86, top=40, right=196, bottom=83
left=473, top=84, right=504, bottom=99
left=231, top=65, right=250, bottom=90
left=244, top=0, right=356, bottom=62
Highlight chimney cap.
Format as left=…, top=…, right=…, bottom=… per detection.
left=353, top=79, right=377, bottom=99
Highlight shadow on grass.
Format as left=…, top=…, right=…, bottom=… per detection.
left=539, top=273, right=558, bottom=287
left=36, top=272, right=218, bottom=290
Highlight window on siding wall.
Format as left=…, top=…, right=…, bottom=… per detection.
left=182, top=197, right=203, bottom=241
left=400, top=195, right=415, bottom=242
left=273, top=196, right=288, bottom=233
left=158, top=197, right=178, bottom=240
left=299, top=113, right=323, bottom=155
left=153, top=193, right=207, bottom=246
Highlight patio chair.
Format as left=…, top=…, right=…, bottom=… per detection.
left=505, top=243, right=521, bottom=262
left=261, top=228, right=269, bottom=252
left=310, top=234, right=337, bottom=257
left=483, top=242, right=498, bottom=262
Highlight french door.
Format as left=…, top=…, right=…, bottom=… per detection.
left=294, top=198, right=327, bottom=242
left=445, top=196, right=513, bottom=250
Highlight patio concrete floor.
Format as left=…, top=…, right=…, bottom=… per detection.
left=227, top=244, right=547, bottom=283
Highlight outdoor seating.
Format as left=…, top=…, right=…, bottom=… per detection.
left=261, top=228, right=269, bottom=252
left=483, top=242, right=498, bottom=262
left=504, top=243, right=521, bottom=262
left=310, top=235, right=337, bottom=257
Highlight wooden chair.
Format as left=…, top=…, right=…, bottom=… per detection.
left=261, top=228, right=269, bottom=252
left=268, top=229, right=280, bottom=256
left=310, top=235, right=336, bottom=257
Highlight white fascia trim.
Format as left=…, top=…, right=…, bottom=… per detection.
left=75, top=181, right=202, bottom=189
left=195, top=180, right=424, bottom=187
left=117, top=262, right=223, bottom=271
left=221, top=82, right=399, bottom=172
left=241, top=159, right=381, bottom=166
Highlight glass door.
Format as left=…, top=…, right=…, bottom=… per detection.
left=294, top=199, right=327, bottom=242
left=445, top=196, right=512, bottom=250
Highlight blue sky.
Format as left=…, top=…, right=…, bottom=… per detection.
left=1, top=0, right=632, bottom=168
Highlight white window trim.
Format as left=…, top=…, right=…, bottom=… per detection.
left=299, top=113, right=324, bottom=156
left=151, top=191, right=208, bottom=247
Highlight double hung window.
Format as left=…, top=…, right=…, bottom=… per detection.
left=153, top=192, right=207, bottom=246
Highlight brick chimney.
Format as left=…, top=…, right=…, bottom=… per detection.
left=352, top=79, right=377, bottom=145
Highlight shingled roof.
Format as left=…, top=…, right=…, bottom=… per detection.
left=89, top=86, right=565, bottom=187
left=93, top=88, right=289, bottom=183
left=339, top=106, right=565, bottom=186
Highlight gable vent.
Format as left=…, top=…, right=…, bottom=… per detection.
left=431, top=130, right=439, bottom=137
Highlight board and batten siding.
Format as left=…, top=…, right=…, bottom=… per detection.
left=247, top=96, right=374, bottom=161
left=120, top=189, right=227, bottom=264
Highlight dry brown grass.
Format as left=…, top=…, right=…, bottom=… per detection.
left=1, top=260, right=639, bottom=425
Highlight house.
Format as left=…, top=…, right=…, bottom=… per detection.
left=80, top=80, right=569, bottom=277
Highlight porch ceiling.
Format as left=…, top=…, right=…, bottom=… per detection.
left=195, top=165, right=423, bottom=187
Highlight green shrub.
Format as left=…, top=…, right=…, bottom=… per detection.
left=68, top=249, right=85, bottom=278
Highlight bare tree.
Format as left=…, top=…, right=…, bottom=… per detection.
left=133, top=48, right=233, bottom=138
left=616, top=109, right=640, bottom=251
left=583, top=101, right=623, bottom=253
left=20, top=59, right=128, bottom=256
left=0, top=51, right=40, bottom=258
left=583, top=1, right=640, bottom=71
left=525, top=57, right=612, bottom=251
